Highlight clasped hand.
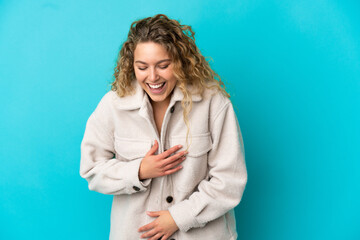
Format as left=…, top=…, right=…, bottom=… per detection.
left=138, top=140, right=188, bottom=180
left=138, top=140, right=187, bottom=239
left=138, top=210, right=179, bottom=240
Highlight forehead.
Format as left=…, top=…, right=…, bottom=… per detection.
left=134, top=42, right=170, bottom=63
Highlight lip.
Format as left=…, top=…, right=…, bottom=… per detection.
left=146, top=82, right=167, bottom=94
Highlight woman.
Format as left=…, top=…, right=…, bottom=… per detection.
left=80, top=14, right=247, bottom=240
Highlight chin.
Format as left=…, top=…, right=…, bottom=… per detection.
left=147, top=92, right=169, bottom=103
left=149, top=96, right=166, bottom=102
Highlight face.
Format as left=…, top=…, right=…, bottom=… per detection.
left=133, top=41, right=177, bottom=106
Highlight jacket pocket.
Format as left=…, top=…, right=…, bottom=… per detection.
left=114, top=136, right=152, bottom=161
left=169, top=132, right=213, bottom=193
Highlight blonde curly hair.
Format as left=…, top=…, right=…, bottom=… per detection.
left=111, top=14, right=229, bottom=148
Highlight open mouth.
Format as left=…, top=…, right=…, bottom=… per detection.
left=146, top=82, right=167, bottom=94
left=147, top=82, right=166, bottom=89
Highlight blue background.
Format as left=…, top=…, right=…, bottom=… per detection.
left=1, top=0, right=359, bottom=239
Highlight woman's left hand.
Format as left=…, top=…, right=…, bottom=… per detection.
left=138, top=210, right=179, bottom=240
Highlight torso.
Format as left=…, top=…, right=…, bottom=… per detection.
left=104, top=88, right=239, bottom=240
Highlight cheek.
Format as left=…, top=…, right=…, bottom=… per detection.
left=134, top=70, right=145, bottom=81
left=163, top=69, right=176, bottom=80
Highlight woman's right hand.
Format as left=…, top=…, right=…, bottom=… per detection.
left=139, top=140, right=188, bottom=180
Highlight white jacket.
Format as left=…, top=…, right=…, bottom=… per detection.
left=80, top=80, right=247, bottom=240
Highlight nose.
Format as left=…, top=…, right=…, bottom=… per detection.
left=149, top=67, right=159, bottom=82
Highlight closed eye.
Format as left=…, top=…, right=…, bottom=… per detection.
left=159, top=65, right=169, bottom=69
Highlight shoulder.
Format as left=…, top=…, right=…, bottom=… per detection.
left=200, top=86, right=232, bottom=116
left=86, top=90, right=123, bottom=134
left=204, top=86, right=230, bottom=101
left=95, top=90, right=121, bottom=109
left=98, top=90, right=119, bottom=105
left=92, top=90, right=119, bottom=119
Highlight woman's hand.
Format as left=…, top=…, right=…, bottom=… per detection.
left=138, top=210, right=179, bottom=240
left=139, top=140, right=187, bottom=180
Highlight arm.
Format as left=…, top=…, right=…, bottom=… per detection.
left=79, top=95, right=151, bottom=195
left=168, top=101, right=248, bottom=232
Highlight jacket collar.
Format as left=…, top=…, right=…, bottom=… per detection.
left=113, top=80, right=202, bottom=110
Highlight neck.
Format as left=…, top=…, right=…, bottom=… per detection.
left=150, top=97, right=171, bottom=112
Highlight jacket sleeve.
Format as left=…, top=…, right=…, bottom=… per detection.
left=168, top=101, right=247, bottom=232
left=79, top=94, right=151, bottom=195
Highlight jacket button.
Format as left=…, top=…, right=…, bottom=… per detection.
left=170, top=106, right=175, bottom=113
left=166, top=196, right=173, bottom=203
left=133, top=186, right=140, bottom=191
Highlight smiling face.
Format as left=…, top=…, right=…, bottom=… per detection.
left=133, top=41, right=177, bottom=107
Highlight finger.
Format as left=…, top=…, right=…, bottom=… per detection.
left=140, top=227, right=158, bottom=239
left=161, top=234, right=170, bottom=240
left=138, top=221, right=155, bottom=232
left=158, top=144, right=183, bottom=159
left=146, top=140, right=158, bottom=157
left=163, top=165, right=183, bottom=176
left=147, top=211, right=161, bottom=217
left=163, top=155, right=186, bottom=171
left=149, top=233, right=164, bottom=240
left=162, top=151, right=187, bottom=167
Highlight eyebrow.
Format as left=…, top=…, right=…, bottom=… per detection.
left=134, top=59, right=171, bottom=65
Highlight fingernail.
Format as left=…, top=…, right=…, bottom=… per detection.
left=178, top=144, right=182, bottom=148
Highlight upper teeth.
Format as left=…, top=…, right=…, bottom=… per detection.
left=148, top=83, right=164, bottom=89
